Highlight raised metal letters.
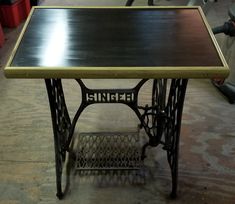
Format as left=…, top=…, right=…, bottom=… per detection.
left=86, top=92, right=134, bottom=103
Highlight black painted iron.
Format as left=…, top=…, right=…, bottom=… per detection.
left=45, top=78, right=188, bottom=199
left=45, top=79, right=71, bottom=199
left=125, top=0, right=154, bottom=6
left=165, top=79, right=188, bottom=198
left=125, top=0, right=134, bottom=6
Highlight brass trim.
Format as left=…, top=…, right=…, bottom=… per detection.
left=4, top=66, right=229, bottom=79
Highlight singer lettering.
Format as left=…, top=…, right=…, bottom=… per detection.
left=86, top=92, right=134, bottom=103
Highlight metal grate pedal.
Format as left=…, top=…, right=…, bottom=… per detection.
left=75, top=132, right=143, bottom=170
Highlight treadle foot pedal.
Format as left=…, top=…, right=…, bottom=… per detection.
left=75, top=131, right=143, bottom=171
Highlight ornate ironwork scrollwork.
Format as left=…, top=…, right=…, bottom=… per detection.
left=138, top=79, right=188, bottom=198
left=165, top=79, right=188, bottom=198
left=45, top=79, right=71, bottom=199
left=45, top=78, right=187, bottom=199
left=139, top=79, right=168, bottom=159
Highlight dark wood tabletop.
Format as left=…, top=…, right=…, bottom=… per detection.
left=5, top=6, right=229, bottom=79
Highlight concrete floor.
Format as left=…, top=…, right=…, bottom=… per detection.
left=0, top=0, right=235, bottom=204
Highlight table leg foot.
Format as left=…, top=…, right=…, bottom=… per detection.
left=55, top=148, right=65, bottom=200
left=56, top=192, right=64, bottom=200
left=170, top=191, right=177, bottom=199
left=170, top=157, right=178, bottom=199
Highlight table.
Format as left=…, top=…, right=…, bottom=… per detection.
left=4, top=6, right=229, bottom=199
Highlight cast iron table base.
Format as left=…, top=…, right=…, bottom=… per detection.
left=45, top=78, right=188, bottom=199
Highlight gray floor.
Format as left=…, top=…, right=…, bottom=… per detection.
left=0, top=0, right=235, bottom=204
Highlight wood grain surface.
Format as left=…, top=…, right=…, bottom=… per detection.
left=11, top=8, right=222, bottom=67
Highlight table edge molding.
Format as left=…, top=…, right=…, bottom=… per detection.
left=4, top=66, right=229, bottom=79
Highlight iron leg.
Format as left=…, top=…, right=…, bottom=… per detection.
left=165, top=79, right=188, bottom=198
left=125, top=0, right=135, bottom=6
left=45, top=79, right=71, bottom=199
left=148, top=0, right=154, bottom=5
